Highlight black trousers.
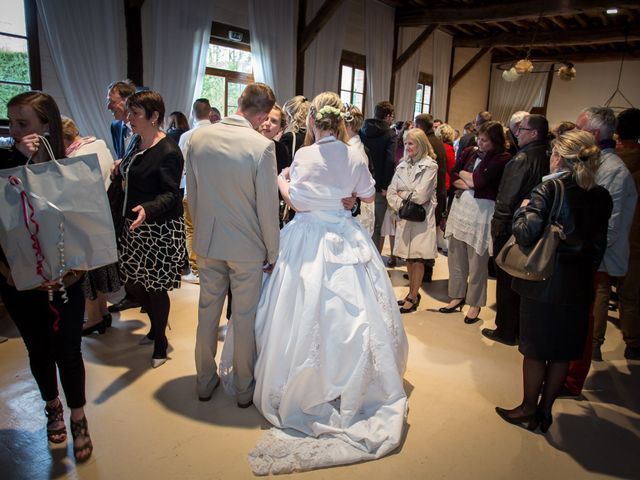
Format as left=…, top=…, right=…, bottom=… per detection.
left=493, top=234, right=520, bottom=341
left=0, top=278, right=87, bottom=408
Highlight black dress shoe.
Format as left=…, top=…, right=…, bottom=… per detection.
left=481, top=328, right=517, bottom=346
left=103, top=313, right=113, bottom=328
left=464, top=308, right=481, bottom=324
left=399, top=294, right=421, bottom=314
left=237, top=399, right=253, bottom=409
left=107, top=297, right=141, bottom=313
left=495, top=406, right=538, bottom=430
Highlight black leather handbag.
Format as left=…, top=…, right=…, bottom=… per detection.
left=398, top=193, right=426, bottom=222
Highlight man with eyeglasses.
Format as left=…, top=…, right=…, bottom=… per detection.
left=484, top=114, right=550, bottom=346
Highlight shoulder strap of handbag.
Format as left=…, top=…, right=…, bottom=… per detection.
left=549, top=178, right=565, bottom=223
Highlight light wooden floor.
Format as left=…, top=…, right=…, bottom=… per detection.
left=1, top=255, right=638, bottom=480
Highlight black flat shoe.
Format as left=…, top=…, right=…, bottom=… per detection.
left=439, top=299, right=465, bottom=313
left=400, top=294, right=421, bottom=314
left=464, top=308, right=481, bottom=324
left=82, top=320, right=107, bottom=336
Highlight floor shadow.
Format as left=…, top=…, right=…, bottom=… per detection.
left=0, top=428, right=77, bottom=480
left=403, top=379, right=415, bottom=399
left=82, top=315, right=156, bottom=405
left=154, top=375, right=269, bottom=429
left=583, top=362, right=640, bottom=413
left=546, top=410, right=640, bottom=479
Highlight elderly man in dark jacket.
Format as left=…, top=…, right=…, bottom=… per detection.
left=482, top=114, right=550, bottom=345
left=360, top=101, right=397, bottom=251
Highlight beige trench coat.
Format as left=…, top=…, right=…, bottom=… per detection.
left=387, top=156, right=438, bottom=260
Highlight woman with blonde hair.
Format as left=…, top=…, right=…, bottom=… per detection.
left=247, top=91, right=408, bottom=474
left=496, top=130, right=612, bottom=432
left=387, top=128, right=438, bottom=312
left=280, top=95, right=309, bottom=162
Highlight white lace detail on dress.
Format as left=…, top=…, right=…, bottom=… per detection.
left=248, top=428, right=376, bottom=476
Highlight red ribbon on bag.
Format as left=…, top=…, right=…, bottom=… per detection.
left=8, top=175, right=62, bottom=332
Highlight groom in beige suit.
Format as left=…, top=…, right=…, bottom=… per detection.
left=185, top=83, right=279, bottom=407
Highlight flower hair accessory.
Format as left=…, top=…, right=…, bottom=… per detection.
left=315, top=105, right=343, bottom=121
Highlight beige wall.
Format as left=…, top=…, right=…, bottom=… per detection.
left=447, top=47, right=491, bottom=132
left=546, top=60, right=640, bottom=126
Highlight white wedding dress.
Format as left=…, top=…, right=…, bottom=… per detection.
left=224, top=136, right=409, bottom=475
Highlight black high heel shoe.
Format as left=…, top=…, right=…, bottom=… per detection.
left=538, top=409, right=553, bottom=433
left=398, top=293, right=421, bottom=306
left=464, top=308, right=481, bottom=324
left=439, top=299, right=465, bottom=313
left=82, top=320, right=107, bottom=336
left=400, top=294, right=421, bottom=314
left=103, top=313, right=112, bottom=328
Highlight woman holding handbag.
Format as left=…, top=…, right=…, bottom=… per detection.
left=441, top=121, right=511, bottom=323
left=0, top=92, right=93, bottom=463
left=496, top=130, right=611, bottom=432
left=387, top=128, right=438, bottom=313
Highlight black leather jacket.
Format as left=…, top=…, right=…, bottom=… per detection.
left=492, top=140, right=550, bottom=239
left=511, top=173, right=612, bottom=305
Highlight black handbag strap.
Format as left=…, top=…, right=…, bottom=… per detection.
left=549, top=178, right=565, bottom=224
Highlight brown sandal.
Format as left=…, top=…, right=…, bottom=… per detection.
left=70, top=416, right=93, bottom=463
left=44, top=399, right=67, bottom=444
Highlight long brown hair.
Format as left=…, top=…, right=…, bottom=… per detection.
left=8, top=91, right=65, bottom=159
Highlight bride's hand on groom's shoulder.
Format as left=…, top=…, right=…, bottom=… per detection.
left=263, top=261, right=275, bottom=274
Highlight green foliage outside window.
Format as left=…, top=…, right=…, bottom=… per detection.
left=0, top=49, right=31, bottom=118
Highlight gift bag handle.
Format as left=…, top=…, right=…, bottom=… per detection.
left=26, top=134, right=56, bottom=165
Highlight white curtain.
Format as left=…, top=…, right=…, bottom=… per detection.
left=142, top=0, right=213, bottom=118
left=394, top=27, right=423, bottom=123
left=431, top=29, right=452, bottom=120
left=303, top=0, right=349, bottom=100
left=35, top=0, right=126, bottom=152
left=364, top=0, right=394, bottom=116
left=488, top=63, right=551, bottom=124
left=248, top=0, right=297, bottom=104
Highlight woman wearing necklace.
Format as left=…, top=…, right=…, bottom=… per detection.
left=245, top=92, right=408, bottom=474
left=116, top=90, right=186, bottom=368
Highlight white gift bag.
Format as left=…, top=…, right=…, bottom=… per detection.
left=0, top=138, right=118, bottom=290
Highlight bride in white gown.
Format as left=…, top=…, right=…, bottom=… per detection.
left=224, top=92, right=408, bottom=475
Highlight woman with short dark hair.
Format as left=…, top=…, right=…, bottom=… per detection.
left=441, top=121, right=511, bottom=323
left=117, top=90, right=186, bottom=368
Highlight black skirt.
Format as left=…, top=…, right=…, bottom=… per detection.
left=518, top=296, right=589, bottom=361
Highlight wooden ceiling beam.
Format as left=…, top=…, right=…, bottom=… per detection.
left=392, top=24, right=438, bottom=73
left=549, top=16, right=567, bottom=28
left=450, top=47, right=491, bottom=89
left=298, top=0, right=345, bottom=53
left=454, top=25, right=640, bottom=48
left=396, top=1, right=639, bottom=26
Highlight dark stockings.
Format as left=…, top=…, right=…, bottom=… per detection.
left=503, top=357, right=569, bottom=419
left=125, top=282, right=170, bottom=358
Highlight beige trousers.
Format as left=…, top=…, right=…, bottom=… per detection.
left=195, top=257, right=263, bottom=403
left=447, top=236, right=489, bottom=307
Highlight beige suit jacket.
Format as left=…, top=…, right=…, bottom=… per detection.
left=185, top=115, right=280, bottom=264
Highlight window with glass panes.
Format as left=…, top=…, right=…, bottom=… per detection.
left=1, top=0, right=40, bottom=123
left=414, top=73, right=433, bottom=119
left=339, top=51, right=366, bottom=112
left=200, top=24, right=253, bottom=117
